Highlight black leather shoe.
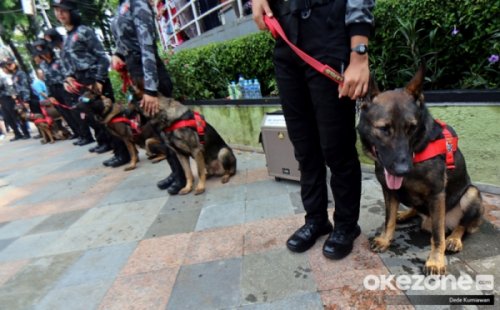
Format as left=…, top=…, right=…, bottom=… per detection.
left=77, top=138, right=95, bottom=146
left=89, top=145, right=99, bottom=153
left=167, top=180, right=186, bottom=195
left=157, top=174, right=175, bottom=190
left=21, top=135, right=30, bottom=139
left=286, top=221, right=333, bottom=253
left=110, top=156, right=130, bottom=168
left=10, top=136, right=23, bottom=142
left=70, top=134, right=79, bottom=140
left=102, top=156, right=118, bottom=167
left=94, top=144, right=112, bottom=154
left=323, top=225, right=361, bottom=260
left=73, top=138, right=82, bottom=145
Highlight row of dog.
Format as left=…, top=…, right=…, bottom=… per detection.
left=20, top=67, right=484, bottom=275
left=18, top=89, right=237, bottom=196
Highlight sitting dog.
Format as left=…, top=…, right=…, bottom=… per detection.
left=357, top=66, right=483, bottom=275
left=17, top=105, right=70, bottom=144
left=149, top=96, right=237, bottom=195
left=77, top=90, right=161, bottom=171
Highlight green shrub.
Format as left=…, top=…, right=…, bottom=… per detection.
left=165, top=32, right=276, bottom=100
left=164, top=0, right=499, bottom=100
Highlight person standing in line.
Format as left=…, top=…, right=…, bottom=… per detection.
left=0, top=58, right=31, bottom=140
left=33, top=39, right=81, bottom=140
left=52, top=0, right=131, bottom=167
left=253, top=0, right=375, bottom=259
left=110, top=0, right=186, bottom=194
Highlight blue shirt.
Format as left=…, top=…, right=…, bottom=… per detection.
left=32, top=79, right=48, bottom=101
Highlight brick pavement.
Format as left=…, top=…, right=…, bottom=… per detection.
left=0, top=135, right=498, bottom=309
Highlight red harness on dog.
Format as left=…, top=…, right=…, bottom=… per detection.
left=413, top=119, right=458, bottom=169
left=33, top=108, right=53, bottom=126
left=164, top=111, right=206, bottom=144
left=109, top=115, right=142, bottom=136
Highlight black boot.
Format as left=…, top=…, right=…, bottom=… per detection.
left=157, top=174, right=175, bottom=190
left=165, top=151, right=186, bottom=195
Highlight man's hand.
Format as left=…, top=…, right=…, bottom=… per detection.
left=253, top=0, right=273, bottom=30
left=339, top=54, right=370, bottom=100
left=140, top=94, right=159, bottom=116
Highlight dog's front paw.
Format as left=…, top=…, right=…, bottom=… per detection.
left=221, top=175, right=230, bottom=184
left=424, top=258, right=446, bottom=275
left=194, top=187, right=205, bottom=195
left=370, top=236, right=391, bottom=253
left=445, top=237, right=463, bottom=253
left=124, top=165, right=136, bottom=171
left=179, top=186, right=192, bottom=195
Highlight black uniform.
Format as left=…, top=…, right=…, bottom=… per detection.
left=271, top=0, right=374, bottom=230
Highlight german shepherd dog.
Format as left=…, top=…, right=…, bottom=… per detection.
left=148, top=96, right=237, bottom=195
left=357, top=66, right=483, bottom=275
left=77, top=90, right=160, bottom=171
left=17, top=104, right=70, bottom=144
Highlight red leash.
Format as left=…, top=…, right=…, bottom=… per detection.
left=263, top=15, right=344, bottom=85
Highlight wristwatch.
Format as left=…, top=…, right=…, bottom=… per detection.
left=351, top=44, right=369, bottom=55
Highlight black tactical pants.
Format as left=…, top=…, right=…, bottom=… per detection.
left=49, top=84, right=81, bottom=137
left=273, top=11, right=361, bottom=231
left=0, top=96, right=29, bottom=138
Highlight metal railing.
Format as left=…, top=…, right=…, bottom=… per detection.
left=156, top=0, right=246, bottom=49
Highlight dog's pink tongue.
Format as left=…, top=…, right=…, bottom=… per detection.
left=384, top=169, right=403, bottom=190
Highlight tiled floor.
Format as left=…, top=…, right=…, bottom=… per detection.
left=0, top=135, right=499, bottom=309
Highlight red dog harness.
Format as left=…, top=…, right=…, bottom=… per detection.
left=33, top=108, right=54, bottom=126
left=109, top=115, right=142, bottom=136
left=413, top=119, right=458, bottom=169
left=164, top=111, right=206, bottom=144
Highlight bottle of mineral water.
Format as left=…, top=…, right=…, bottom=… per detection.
left=254, top=79, right=262, bottom=98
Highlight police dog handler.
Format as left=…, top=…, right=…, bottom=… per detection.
left=110, top=0, right=186, bottom=194
left=253, top=0, right=375, bottom=259
left=52, top=0, right=131, bottom=167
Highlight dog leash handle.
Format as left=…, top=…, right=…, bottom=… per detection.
left=263, top=15, right=344, bottom=85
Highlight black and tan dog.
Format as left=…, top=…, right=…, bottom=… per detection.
left=78, top=90, right=163, bottom=171
left=357, top=66, right=483, bottom=275
left=149, top=96, right=237, bottom=195
left=17, top=104, right=70, bottom=144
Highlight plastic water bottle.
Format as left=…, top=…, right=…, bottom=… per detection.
left=227, top=82, right=236, bottom=99
left=238, top=76, right=245, bottom=99
left=253, top=79, right=262, bottom=98
left=233, top=81, right=242, bottom=99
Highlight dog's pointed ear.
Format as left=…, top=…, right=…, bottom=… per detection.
left=368, top=74, right=380, bottom=99
left=405, top=63, right=425, bottom=101
left=360, top=74, right=380, bottom=110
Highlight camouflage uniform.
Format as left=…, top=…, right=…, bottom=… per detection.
left=60, top=21, right=120, bottom=148
left=111, top=0, right=172, bottom=96
left=110, top=0, right=184, bottom=194
left=11, top=69, right=31, bottom=104
left=0, top=72, right=30, bottom=138
left=62, top=25, right=111, bottom=87
left=40, top=57, right=81, bottom=137
left=270, top=0, right=374, bottom=246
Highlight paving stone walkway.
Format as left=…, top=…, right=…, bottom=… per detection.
left=0, top=135, right=498, bottom=309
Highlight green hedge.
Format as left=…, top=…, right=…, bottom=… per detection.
left=164, top=0, right=499, bottom=100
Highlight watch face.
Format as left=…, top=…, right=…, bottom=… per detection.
left=353, top=44, right=368, bottom=54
